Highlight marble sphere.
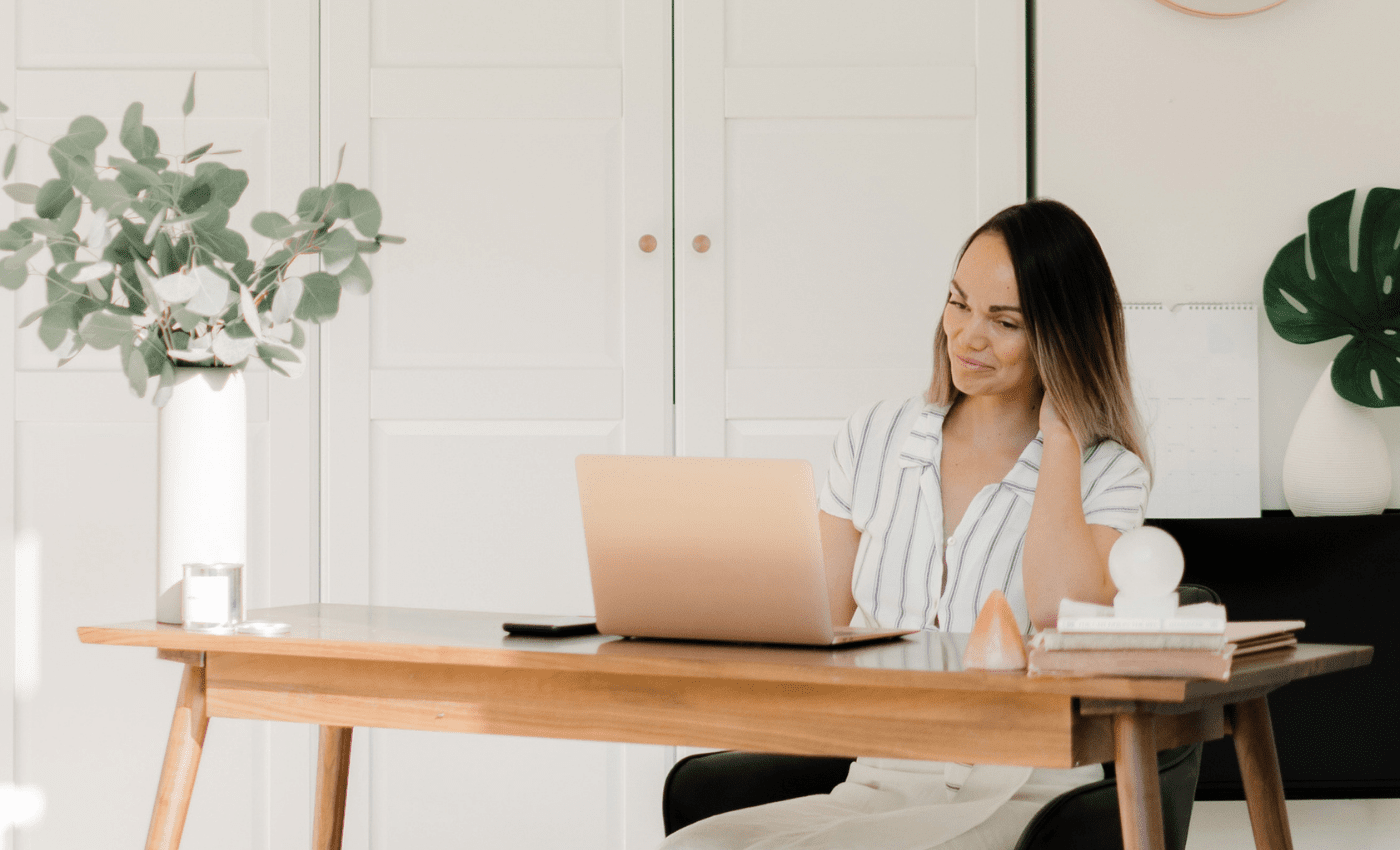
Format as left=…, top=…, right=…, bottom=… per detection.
left=1108, top=526, right=1184, bottom=596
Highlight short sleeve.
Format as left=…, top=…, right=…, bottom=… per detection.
left=818, top=409, right=863, bottom=520
left=1080, top=443, right=1151, bottom=533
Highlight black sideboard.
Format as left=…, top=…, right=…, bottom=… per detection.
left=1150, top=512, right=1399, bottom=800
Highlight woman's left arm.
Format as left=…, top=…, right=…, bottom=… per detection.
left=1021, top=395, right=1121, bottom=630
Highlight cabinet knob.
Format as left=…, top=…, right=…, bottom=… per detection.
left=638, top=234, right=657, bottom=253
left=692, top=235, right=711, bottom=254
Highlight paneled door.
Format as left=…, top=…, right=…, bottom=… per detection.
left=320, top=0, right=672, bottom=847
left=0, top=1, right=318, bottom=848
left=676, top=0, right=1027, bottom=479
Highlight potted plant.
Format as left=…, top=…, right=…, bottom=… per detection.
left=1264, top=187, right=1400, bottom=515
left=0, top=75, right=402, bottom=621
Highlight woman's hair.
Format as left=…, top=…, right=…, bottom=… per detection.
left=926, top=199, right=1148, bottom=467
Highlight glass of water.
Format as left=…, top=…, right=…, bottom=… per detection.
left=182, top=563, right=244, bottom=632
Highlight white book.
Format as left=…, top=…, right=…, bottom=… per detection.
left=1056, top=600, right=1228, bottom=634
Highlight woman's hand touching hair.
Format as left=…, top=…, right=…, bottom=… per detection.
left=1037, top=391, right=1080, bottom=450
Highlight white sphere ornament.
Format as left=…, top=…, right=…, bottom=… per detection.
left=1108, top=527, right=1184, bottom=620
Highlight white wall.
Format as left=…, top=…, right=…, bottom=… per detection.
left=1039, top=0, right=1400, bottom=512
left=1039, top=1, right=1400, bottom=847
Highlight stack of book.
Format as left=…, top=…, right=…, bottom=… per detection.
left=1028, top=601, right=1303, bottom=681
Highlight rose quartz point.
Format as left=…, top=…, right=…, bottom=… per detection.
left=962, top=589, right=1028, bottom=671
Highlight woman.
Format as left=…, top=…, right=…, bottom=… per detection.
left=661, top=199, right=1151, bottom=850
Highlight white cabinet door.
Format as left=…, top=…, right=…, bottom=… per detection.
left=320, top=1, right=671, bottom=847
left=676, top=0, right=1026, bottom=479
left=0, top=2, right=318, bottom=849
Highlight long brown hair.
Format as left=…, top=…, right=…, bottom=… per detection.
left=926, top=199, right=1148, bottom=467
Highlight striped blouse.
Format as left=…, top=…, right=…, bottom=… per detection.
left=817, top=397, right=1150, bottom=634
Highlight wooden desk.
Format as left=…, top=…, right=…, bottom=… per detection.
left=78, top=605, right=1372, bottom=850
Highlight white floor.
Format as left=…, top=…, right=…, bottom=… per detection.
left=1189, top=799, right=1400, bottom=850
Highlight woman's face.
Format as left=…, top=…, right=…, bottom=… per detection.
left=943, top=232, right=1040, bottom=402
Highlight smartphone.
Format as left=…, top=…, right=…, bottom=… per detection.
left=502, top=620, right=599, bottom=638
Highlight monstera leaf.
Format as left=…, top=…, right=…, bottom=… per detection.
left=1264, top=188, right=1400, bottom=408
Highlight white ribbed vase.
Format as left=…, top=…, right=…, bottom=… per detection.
left=1282, top=361, right=1391, bottom=516
left=156, top=367, right=247, bottom=624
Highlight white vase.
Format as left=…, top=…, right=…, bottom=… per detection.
left=156, top=367, right=247, bottom=624
left=1282, top=361, right=1391, bottom=516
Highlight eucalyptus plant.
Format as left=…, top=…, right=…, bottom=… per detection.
left=0, top=74, right=401, bottom=405
left=1264, top=187, right=1400, bottom=408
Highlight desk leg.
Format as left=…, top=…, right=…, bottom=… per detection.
left=145, top=663, right=209, bottom=850
left=1232, top=697, right=1294, bottom=850
left=313, top=725, right=354, bottom=850
left=1113, top=712, right=1166, bottom=850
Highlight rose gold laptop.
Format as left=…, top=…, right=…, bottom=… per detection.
left=574, top=455, right=917, bottom=647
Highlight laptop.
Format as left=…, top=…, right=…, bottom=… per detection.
left=574, top=454, right=917, bottom=647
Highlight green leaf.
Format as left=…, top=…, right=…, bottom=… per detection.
left=270, top=276, right=303, bottom=324
left=47, top=239, right=75, bottom=264
left=183, top=72, right=196, bottom=117
left=85, top=179, right=133, bottom=215
left=18, top=305, right=46, bottom=328
left=35, top=179, right=75, bottom=219
left=119, top=103, right=150, bottom=160
left=3, top=183, right=38, bottom=204
left=3, top=144, right=15, bottom=180
left=170, top=304, right=203, bottom=332
left=196, top=226, right=250, bottom=265
left=294, top=271, right=340, bottom=323
left=192, top=198, right=230, bottom=230
left=178, top=181, right=212, bottom=213
left=138, top=329, right=166, bottom=375
left=2, top=238, right=44, bottom=271
left=154, top=269, right=199, bottom=302
left=126, top=347, right=150, bottom=397
left=184, top=266, right=231, bottom=316
left=1264, top=187, right=1400, bottom=407
left=114, top=217, right=153, bottom=261
left=211, top=329, right=256, bottom=365
left=152, top=360, right=177, bottom=407
left=377, top=234, right=406, bottom=245
left=0, top=100, right=7, bottom=114
left=348, top=189, right=381, bottom=238
left=182, top=143, right=213, bottom=164
left=290, top=321, right=306, bottom=348
left=78, top=311, right=134, bottom=350
left=251, top=211, right=294, bottom=240
left=0, top=264, right=26, bottom=290
left=38, top=302, right=76, bottom=351
left=325, top=182, right=354, bottom=220
left=257, top=341, right=303, bottom=378
left=338, top=253, right=372, bottom=295
left=21, top=216, right=63, bottom=240
left=72, top=261, right=114, bottom=283
left=64, top=116, right=107, bottom=149
left=0, top=228, right=28, bottom=252
left=172, top=234, right=192, bottom=269
left=238, top=284, right=264, bottom=339
left=320, top=228, right=357, bottom=274
left=56, top=196, right=81, bottom=234
left=295, top=187, right=326, bottom=220
left=119, top=102, right=142, bottom=141
left=194, top=162, right=249, bottom=208
left=109, top=158, right=162, bottom=190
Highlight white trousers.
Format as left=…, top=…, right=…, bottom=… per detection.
left=658, top=759, right=1103, bottom=850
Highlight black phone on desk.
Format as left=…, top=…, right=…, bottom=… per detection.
left=502, top=619, right=598, bottom=637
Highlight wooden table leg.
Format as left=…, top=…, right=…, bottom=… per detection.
left=313, top=725, right=354, bottom=850
left=145, top=663, right=210, bottom=850
left=1232, top=697, right=1294, bottom=850
left=1113, top=712, right=1167, bottom=850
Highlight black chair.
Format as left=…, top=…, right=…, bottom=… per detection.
left=662, top=584, right=1221, bottom=850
